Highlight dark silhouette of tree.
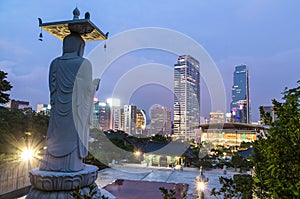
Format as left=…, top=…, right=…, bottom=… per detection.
left=0, top=70, right=12, bottom=104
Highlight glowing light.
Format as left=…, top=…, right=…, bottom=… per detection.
left=21, top=149, right=34, bottom=160
left=197, top=181, right=206, bottom=192
left=98, top=102, right=107, bottom=106
left=134, top=151, right=141, bottom=156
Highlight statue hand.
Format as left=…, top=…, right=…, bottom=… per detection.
left=93, top=78, right=100, bottom=91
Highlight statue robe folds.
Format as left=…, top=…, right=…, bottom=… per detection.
left=40, top=55, right=98, bottom=172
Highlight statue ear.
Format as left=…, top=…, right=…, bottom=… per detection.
left=79, top=43, right=85, bottom=56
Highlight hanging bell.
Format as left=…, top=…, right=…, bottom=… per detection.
left=39, top=32, right=43, bottom=41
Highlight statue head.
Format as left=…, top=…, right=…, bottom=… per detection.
left=62, top=32, right=85, bottom=57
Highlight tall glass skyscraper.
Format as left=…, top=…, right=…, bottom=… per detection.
left=173, top=55, right=200, bottom=140
left=230, top=64, right=250, bottom=123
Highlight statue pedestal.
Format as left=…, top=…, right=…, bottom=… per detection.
left=26, top=164, right=115, bottom=199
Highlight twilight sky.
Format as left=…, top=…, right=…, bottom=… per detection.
left=1, top=0, right=300, bottom=122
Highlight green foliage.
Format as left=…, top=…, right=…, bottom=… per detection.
left=88, top=129, right=136, bottom=165
left=159, top=186, right=187, bottom=199
left=232, top=153, right=252, bottom=172
left=83, top=152, right=108, bottom=170
left=210, top=176, right=241, bottom=199
left=232, top=154, right=244, bottom=171
left=253, top=80, right=300, bottom=198
left=234, top=174, right=253, bottom=199
left=159, top=187, right=176, bottom=199
left=0, top=70, right=12, bottom=104
left=151, top=134, right=171, bottom=143
left=259, top=106, right=272, bottom=125
left=0, top=107, right=49, bottom=156
left=71, top=184, right=105, bottom=199
left=239, top=141, right=252, bottom=149
left=211, top=175, right=253, bottom=199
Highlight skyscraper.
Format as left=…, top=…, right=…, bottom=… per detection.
left=173, top=55, right=200, bottom=140
left=92, top=100, right=111, bottom=130
left=123, top=105, right=137, bottom=135
left=136, top=108, right=146, bottom=134
left=231, top=64, right=250, bottom=123
left=107, top=98, right=122, bottom=130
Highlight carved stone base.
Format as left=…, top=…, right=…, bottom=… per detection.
left=26, top=164, right=116, bottom=199
left=26, top=182, right=101, bottom=199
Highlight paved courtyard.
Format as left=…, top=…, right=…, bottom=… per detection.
left=18, top=164, right=243, bottom=198
left=97, top=164, right=242, bottom=199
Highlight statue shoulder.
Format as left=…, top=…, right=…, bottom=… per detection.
left=81, top=58, right=92, bottom=66
left=50, top=57, right=60, bottom=65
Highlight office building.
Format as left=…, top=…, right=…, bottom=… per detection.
left=37, top=104, right=51, bottom=115
left=107, top=98, right=122, bottom=130
left=173, top=55, right=200, bottom=140
left=136, top=108, right=146, bottom=134
left=7, top=99, right=30, bottom=110
left=209, top=111, right=224, bottom=123
left=230, top=64, right=250, bottom=123
left=198, top=123, right=267, bottom=147
left=123, top=105, right=137, bottom=135
left=92, top=100, right=111, bottom=130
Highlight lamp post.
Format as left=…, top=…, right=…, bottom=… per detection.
left=21, top=132, right=33, bottom=170
left=196, top=166, right=208, bottom=199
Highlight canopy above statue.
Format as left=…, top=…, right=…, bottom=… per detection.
left=38, top=7, right=107, bottom=41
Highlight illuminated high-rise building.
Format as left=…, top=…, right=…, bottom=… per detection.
left=107, top=98, right=122, bottom=130
left=173, top=55, right=200, bottom=140
left=230, top=64, right=250, bottom=123
left=136, top=108, right=146, bottom=134
left=92, top=99, right=111, bottom=130
left=123, top=105, right=137, bottom=135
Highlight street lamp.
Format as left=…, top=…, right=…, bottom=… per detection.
left=134, top=150, right=142, bottom=163
left=21, top=131, right=34, bottom=170
left=195, top=166, right=208, bottom=199
left=134, top=150, right=141, bottom=157
left=20, top=149, right=34, bottom=161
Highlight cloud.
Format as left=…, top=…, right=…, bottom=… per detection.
left=4, top=65, right=49, bottom=110
left=0, top=40, right=32, bottom=56
left=0, top=60, right=17, bottom=73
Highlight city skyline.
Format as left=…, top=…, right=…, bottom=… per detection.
left=1, top=1, right=300, bottom=122
left=173, top=55, right=200, bottom=140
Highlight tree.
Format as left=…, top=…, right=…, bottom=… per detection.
left=253, top=80, right=300, bottom=198
left=211, top=175, right=253, bottom=199
left=0, top=70, right=13, bottom=104
left=210, top=176, right=241, bottom=199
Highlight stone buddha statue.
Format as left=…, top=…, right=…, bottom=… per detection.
left=39, top=32, right=99, bottom=172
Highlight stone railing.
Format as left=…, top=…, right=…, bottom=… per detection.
left=0, top=159, right=39, bottom=197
